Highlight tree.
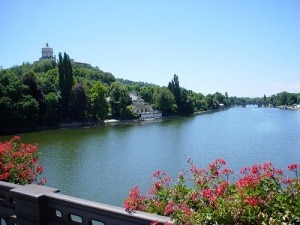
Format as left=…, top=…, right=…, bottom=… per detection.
left=58, top=52, right=74, bottom=120
left=0, top=70, right=39, bottom=127
left=38, top=69, right=59, bottom=95
left=263, top=94, right=267, bottom=106
left=168, top=74, right=182, bottom=112
left=153, top=87, right=176, bottom=115
left=71, top=84, right=88, bottom=121
left=109, top=82, right=133, bottom=119
left=88, top=82, right=109, bottom=120
left=33, top=60, right=56, bottom=73
left=168, top=74, right=194, bottom=115
left=45, top=92, right=60, bottom=123
left=139, top=86, right=154, bottom=104
left=22, top=71, right=46, bottom=120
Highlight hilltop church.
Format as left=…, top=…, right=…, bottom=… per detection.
left=36, top=43, right=90, bottom=67
left=38, top=43, right=56, bottom=62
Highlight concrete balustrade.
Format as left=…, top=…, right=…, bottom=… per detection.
left=0, top=181, right=173, bottom=225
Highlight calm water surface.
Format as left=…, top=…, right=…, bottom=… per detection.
left=4, top=106, right=300, bottom=206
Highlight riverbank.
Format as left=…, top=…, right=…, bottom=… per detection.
left=277, top=105, right=300, bottom=111
left=0, top=108, right=230, bottom=136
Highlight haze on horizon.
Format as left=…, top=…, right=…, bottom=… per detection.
left=1, top=1, right=299, bottom=97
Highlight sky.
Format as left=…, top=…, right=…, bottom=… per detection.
left=1, top=1, right=300, bottom=97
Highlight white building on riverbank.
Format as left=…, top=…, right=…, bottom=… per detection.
left=129, top=91, right=162, bottom=119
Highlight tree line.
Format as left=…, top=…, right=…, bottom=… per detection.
left=1, top=52, right=297, bottom=131
left=233, top=92, right=300, bottom=107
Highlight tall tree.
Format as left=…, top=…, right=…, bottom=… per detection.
left=58, top=52, right=74, bottom=120
left=168, top=74, right=181, bottom=111
left=168, top=74, right=194, bottom=115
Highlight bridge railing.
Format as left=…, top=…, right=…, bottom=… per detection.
left=0, top=181, right=173, bottom=225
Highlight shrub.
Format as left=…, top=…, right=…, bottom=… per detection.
left=0, top=136, right=46, bottom=185
left=124, top=158, right=300, bottom=225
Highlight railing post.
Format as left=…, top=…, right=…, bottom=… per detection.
left=10, top=184, right=59, bottom=225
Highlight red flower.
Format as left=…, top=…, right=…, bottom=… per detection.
left=37, top=165, right=44, bottom=174
left=216, top=181, right=229, bottom=196
left=288, top=163, right=300, bottom=171
left=262, top=162, right=272, bottom=171
left=201, top=188, right=216, bottom=203
left=251, top=164, right=260, bottom=174
left=237, top=175, right=259, bottom=189
left=124, top=186, right=146, bottom=212
left=244, top=196, right=265, bottom=207
left=221, top=168, right=233, bottom=176
left=0, top=172, right=10, bottom=180
left=0, top=136, right=46, bottom=185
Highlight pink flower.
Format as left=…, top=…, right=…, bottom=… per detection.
left=164, top=201, right=176, bottom=215
left=215, top=158, right=226, bottom=165
left=201, top=188, right=216, bottom=203
left=262, top=162, right=272, bottom=171
left=251, top=164, right=261, bottom=174
left=152, top=170, right=167, bottom=178
left=240, top=166, right=250, bottom=174
left=288, top=163, right=300, bottom=171
left=221, top=168, right=233, bottom=176
left=124, top=186, right=146, bottom=212
left=37, top=165, right=44, bottom=174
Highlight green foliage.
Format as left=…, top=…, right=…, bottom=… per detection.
left=45, top=92, right=60, bottom=123
left=22, top=71, right=46, bottom=120
left=109, top=82, right=133, bottom=119
left=0, top=70, right=39, bottom=127
left=37, top=69, right=59, bottom=94
left=33, top=60, right=56, bottom=73
left=58, top=52, right=74, bottom=120
left=73, top=66, right=116, bottom=86
left=87, top=82, right=109, bottom=120
left=153, top=87, right=176, bottom=115
left=230, top=92, right=300, bottom=107
left=0, top=55, right=118, bottom=130
left=71, top=84, right=88, bottom=121
left=2, top=53, right=298, bottom=132
left=168, top=74, right=194, bottom=116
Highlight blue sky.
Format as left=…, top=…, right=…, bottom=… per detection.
left=1, top=1, right=299, bottom=97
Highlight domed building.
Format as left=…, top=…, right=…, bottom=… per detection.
left=39, top=43, right=56, bottom=61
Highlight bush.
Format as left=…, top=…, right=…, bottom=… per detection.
left=124, top=158, right=300, bottom=225
left=0, top=136, right=46, bottom=185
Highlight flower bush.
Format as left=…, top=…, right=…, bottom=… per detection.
left=0, top=136, right=47, bottom=185
left=124, top=158, right=300, bottom=225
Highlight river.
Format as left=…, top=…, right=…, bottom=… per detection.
left=2, top=106, right=300, bottom=206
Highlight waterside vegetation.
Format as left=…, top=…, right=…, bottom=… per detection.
left=1, top=53, right=299, bottom=134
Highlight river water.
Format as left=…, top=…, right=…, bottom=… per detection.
left=4, top=106, right=300, bottom=206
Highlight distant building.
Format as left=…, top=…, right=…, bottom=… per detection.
left=129, top=91, right=162, bottom=119
left=36, top=43, right=90, bottom=67
left=39, top=43, right=56, bottom=62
